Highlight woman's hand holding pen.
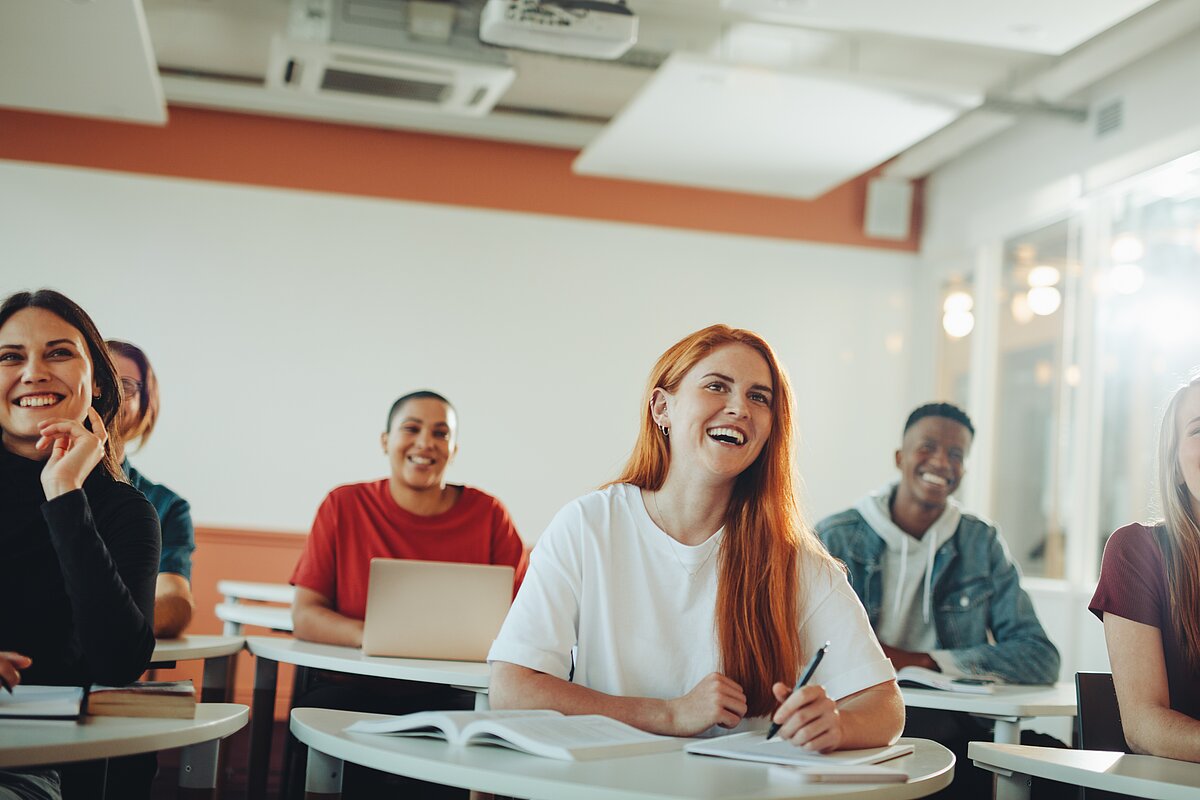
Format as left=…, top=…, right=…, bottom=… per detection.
left=769, top=683, right=844, bottom=752
left=0, top=652, right=32, bottom=693
left=666, top=672, right=748, bottom=736
left=36, top=408, right=108, bottom=500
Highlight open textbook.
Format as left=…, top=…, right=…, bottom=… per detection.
left=896, top=666, right=996, bottom=694
left=345, top=710, right=685, bottom=761
left=0, top=685, right=85, bottom=721
left=685, top=731, right=913, bottom=767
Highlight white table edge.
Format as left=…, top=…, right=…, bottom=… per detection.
left=245, top=636, right=489, bottom=688
left=0, top=703, right=249, bottom=768
left=291, top=708, right=956, bottom=800
left=969, top=743, right=1200, bottom=800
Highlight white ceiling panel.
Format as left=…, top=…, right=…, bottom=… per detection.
left=573, top=54, right=979, bottom=199
left=0, top=0, right=166, bottom=124
left=720, top=0, right=1161, bottom=55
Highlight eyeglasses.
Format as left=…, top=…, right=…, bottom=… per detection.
left=120, top=378, right=144, bottom=396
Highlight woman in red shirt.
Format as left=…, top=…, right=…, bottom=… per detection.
left=1091, top=375, right=1200, bottom=760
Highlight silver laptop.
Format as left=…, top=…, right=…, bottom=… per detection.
left=360, top=559, right=515, bottom=661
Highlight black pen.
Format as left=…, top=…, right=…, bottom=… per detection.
left=0, top=676, right=12, bottom=695
left=765, top=641, right=830, bottom=741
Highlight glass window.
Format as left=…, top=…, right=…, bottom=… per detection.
left=991, top=219, right=1080, bottom=579
left=937, top=276, right=974, bottom=408
left=1094, top=154, right=1200, bottom=558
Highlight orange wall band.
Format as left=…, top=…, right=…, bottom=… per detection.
left=0, top=106, right=921, bottom=249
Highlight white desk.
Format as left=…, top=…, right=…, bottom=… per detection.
left=291, top=709, right=955, bottom=800
left=0, top=703, right=248, bottom=798
left=217, top=581, right=296, bottom=605
left=969, top=742, right=1200, bottom=800
left=215, top=602, right=294, bottom=635
left=244, top=636, right=490, bottom=799
left=151, top=634, right=246, bottom=704
left=901, top=683, right=1077, bottom=744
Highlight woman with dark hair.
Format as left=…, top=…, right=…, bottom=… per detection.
left=1091, top=374, right=1200, bottom=760
left=107, top=340, right=196, bottom=638
left=0, top=290, right=160, bottom=799
left=489, top=325, right=903, bottom=748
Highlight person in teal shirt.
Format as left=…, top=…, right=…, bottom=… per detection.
left=108, top=339, right=196, bottom=638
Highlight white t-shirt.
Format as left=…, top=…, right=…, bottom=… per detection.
left=488, top=484, right=895, bottom=724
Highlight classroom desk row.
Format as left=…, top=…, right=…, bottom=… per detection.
left=6, top=632, right=1199, bottom=799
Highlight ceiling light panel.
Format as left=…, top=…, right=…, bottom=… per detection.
left=573, top=53, right=978, bottom=200
left=0, top=0, right=166, bottom=124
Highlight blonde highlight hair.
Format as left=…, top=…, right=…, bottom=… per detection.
left=607, top=324, right=835, bottom=717
left=1156, top=374, right=1200, bottom=670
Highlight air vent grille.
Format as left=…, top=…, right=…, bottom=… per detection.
left=1095, top=99, right=1123, bottom=138
left=321, top=68, right=448, bottom=102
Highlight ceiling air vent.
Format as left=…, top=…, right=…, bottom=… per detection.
left=1094, top=98, right=1123, bottom=138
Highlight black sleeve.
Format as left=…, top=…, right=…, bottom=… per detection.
left=41, top=487, right=160, bottom=686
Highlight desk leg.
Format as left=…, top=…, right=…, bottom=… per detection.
left=993, top=720, right=1021, bottom=745
left=303, top=748, right=342, bottom=800
left=994, top=771, right=1032, bottom=800
left=177, top=738, right=220, bottom=800
left=248, top=657, right=279, bottom=800
left=200, top=655, right=233, bottom=704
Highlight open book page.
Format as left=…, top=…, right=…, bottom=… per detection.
left=0, top=685, right=85, bottom=720
left=685, top=731, right=914, bottom=766
left=896, top=666, right=995, bottom=694
left=344, top=709, right=561, bottom=739
left=464, top=715, right=684, bottom=761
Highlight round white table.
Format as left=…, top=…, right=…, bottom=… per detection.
left=150, top=634, right=246, bottom=704
left=291, top=708, right=956, bottom=800
left=244, top=635, right=490, bottom=798
left=0, top=703, right=248, bottom=798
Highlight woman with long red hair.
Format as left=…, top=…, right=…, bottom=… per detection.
left=489, top=325, right=903, bottom=748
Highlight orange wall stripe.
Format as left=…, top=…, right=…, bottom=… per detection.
left=0, top=106, right=920, bottom=249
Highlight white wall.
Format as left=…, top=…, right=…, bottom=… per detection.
left=1, top=159, right=916, bottom=540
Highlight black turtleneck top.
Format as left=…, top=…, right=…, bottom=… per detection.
left=0, top=446, right=159, bottom=687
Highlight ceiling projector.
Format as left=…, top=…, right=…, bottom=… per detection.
left=480, top=0, right=638, bottom=59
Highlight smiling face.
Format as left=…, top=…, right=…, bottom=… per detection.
left=653, top=342, right=774, bottom=486
left=0, top=307, right=98, bottom=457
left=381, top=397, right=458, bottom=492
left=113, top=352, right=143, bottom=441
left=1175, top=384, right=1200, bottom=523
left=894, top=415, right=972, bottom=511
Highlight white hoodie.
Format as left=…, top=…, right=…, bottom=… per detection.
left=854, top=482, right=966, bottom=676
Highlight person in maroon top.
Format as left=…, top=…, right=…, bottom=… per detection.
left=1090, top=375, right=1200, bottom=761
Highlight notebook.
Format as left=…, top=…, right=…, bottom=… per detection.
left=684, top=731, right=913, bottom=767
left=360, top=559, right=515, bottom=661
left=0, top=685, right=85, bottom=721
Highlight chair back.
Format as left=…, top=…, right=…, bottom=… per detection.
left=1075, top=671, right=1130, bottom=753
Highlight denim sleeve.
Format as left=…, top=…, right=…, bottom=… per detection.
left=940, top=532, right=1060, bottom=684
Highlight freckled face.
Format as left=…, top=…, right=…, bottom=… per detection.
left=654, top=343, right=775, bottom=485
left=381, top=398, right=457, bottom=492
left=0, top=308, right=96, bottom=454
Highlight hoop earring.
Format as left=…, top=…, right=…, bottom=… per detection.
left=659, top=425, right=669, bottom=437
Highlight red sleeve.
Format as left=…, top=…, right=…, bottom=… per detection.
left=291, top=491, right=340, bottom=600
left=488, top=497, right=529, bottom=596
left=1089, top=523, right=1166, bottom=628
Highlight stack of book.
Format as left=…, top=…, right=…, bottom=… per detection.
left=87, top=680, right=197, bottom=719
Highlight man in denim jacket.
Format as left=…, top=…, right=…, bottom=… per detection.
left=818, top=403, right=1060, bottom=798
